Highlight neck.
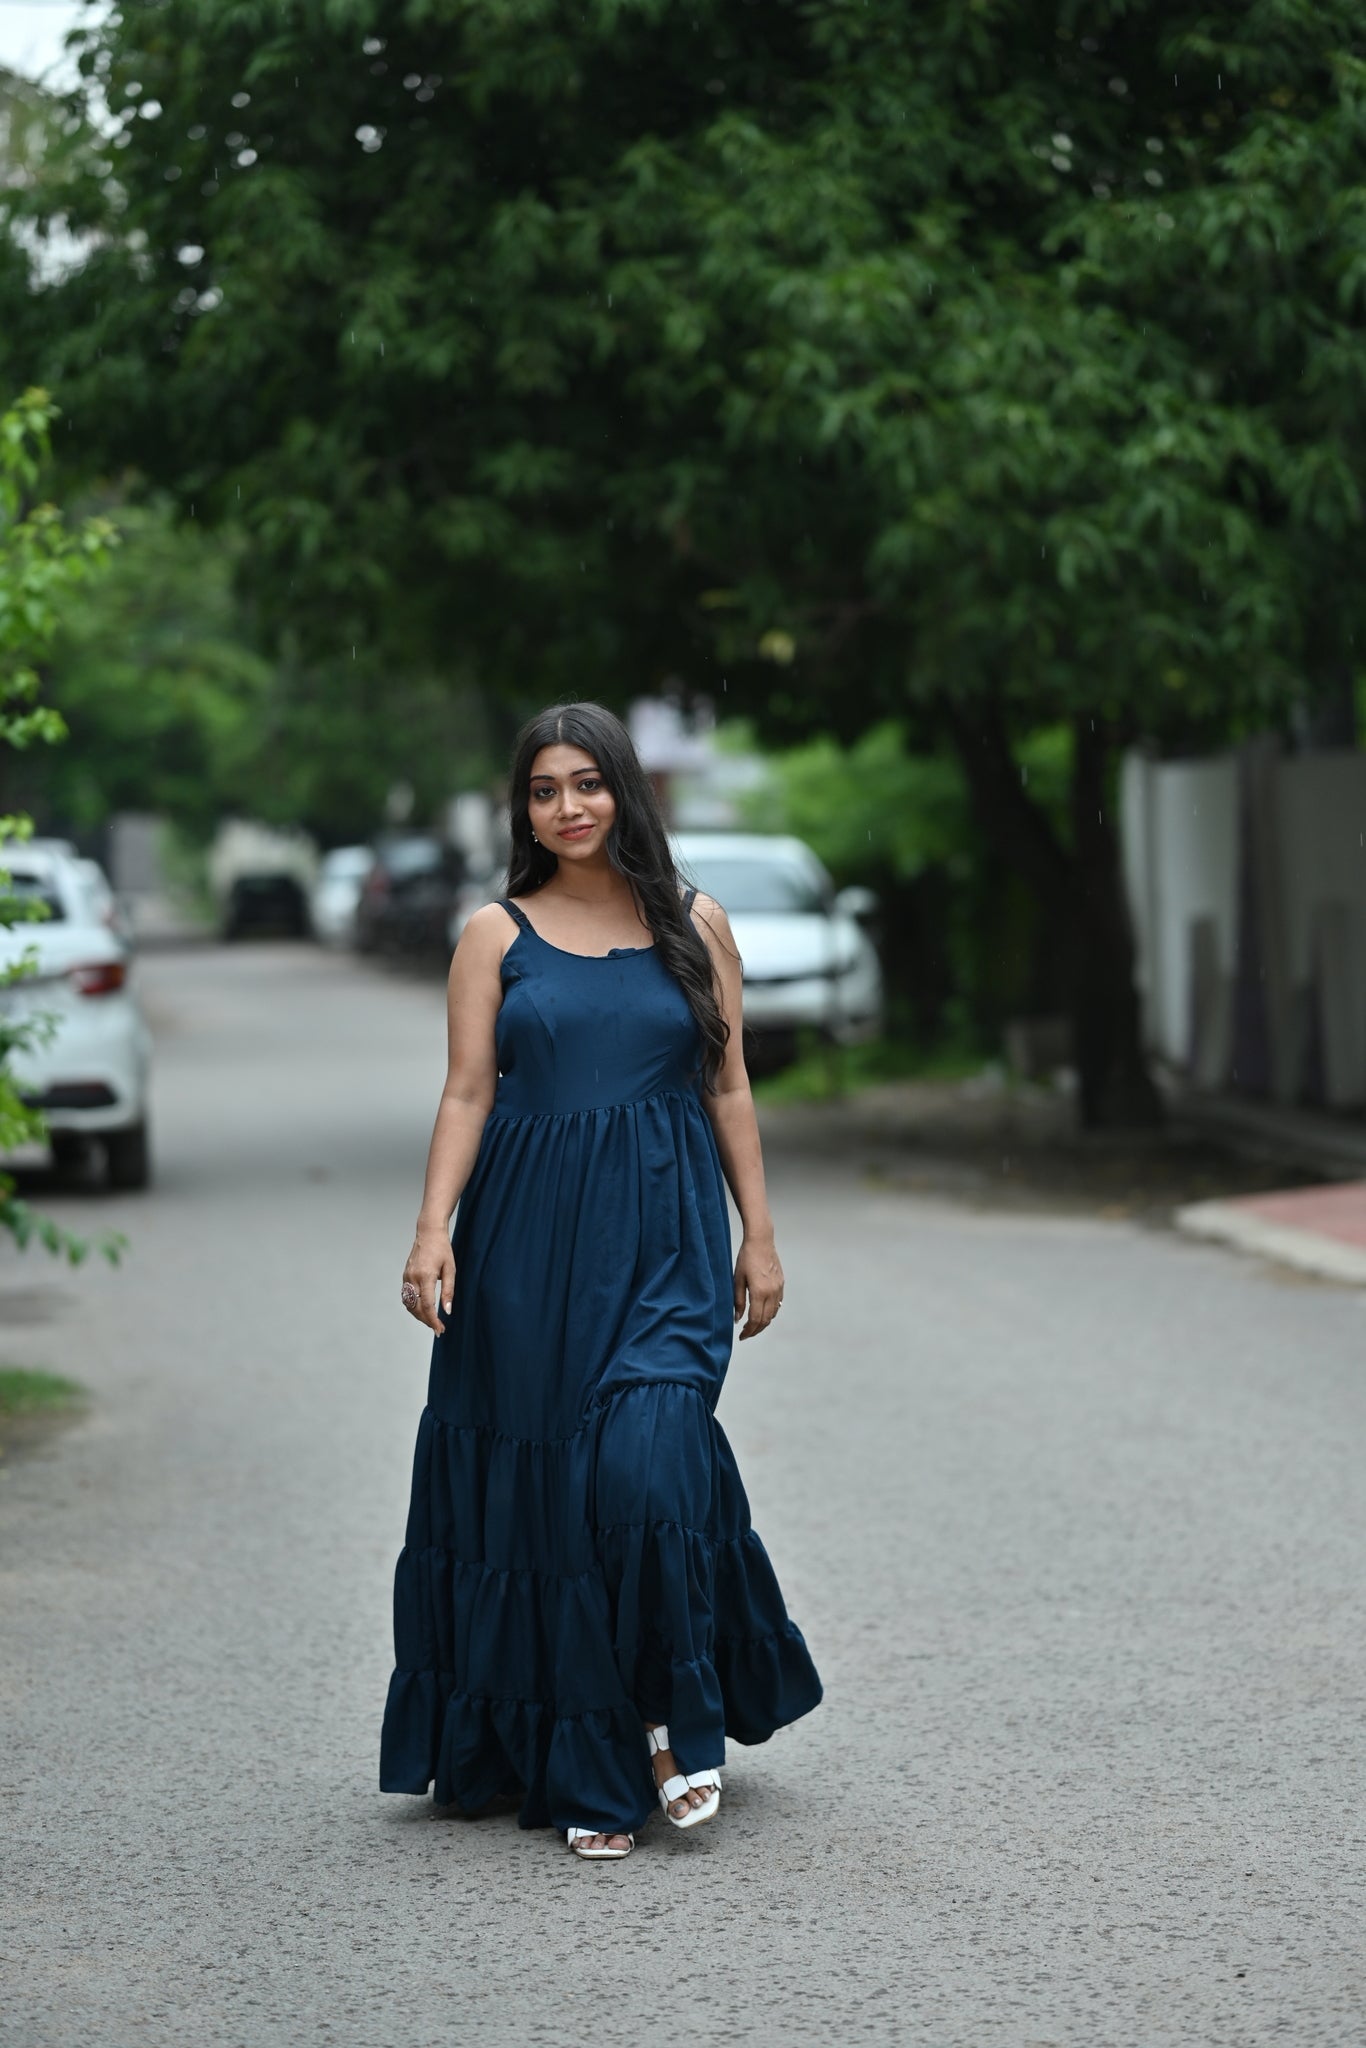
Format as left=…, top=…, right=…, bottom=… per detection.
left=546, top=855, right=632, bottom=905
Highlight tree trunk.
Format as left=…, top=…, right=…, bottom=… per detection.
left=1069, top=718, right=1164, bottom=1130
left=944, top=701, right=1163, bottom=1130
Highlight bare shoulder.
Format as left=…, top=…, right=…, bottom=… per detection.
left=452, top=901, right=515, bottom=976
left=688, top=891, right=738, bottom=955
left=464, top=899, right=514, bottom=940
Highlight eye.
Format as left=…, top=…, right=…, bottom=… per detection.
left=578, top=778, right=602, bottom=792
left=530, top=786, right=554, bottom=802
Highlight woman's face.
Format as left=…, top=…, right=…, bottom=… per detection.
left=527, top=744, right=617, bottom=862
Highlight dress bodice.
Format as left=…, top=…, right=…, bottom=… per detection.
left=491, top=900, right=702, bottom=1119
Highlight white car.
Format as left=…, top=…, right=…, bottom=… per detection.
left=672, top=831, right=882, bottom=1066
left=309, top=844, right=375, bottom=947
left=0, top=846, right=152, bottom=1187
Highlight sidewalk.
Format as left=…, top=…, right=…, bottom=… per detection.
left=1177, top=1181, right=1366, bottom=1283
left=1172, top=1086, right=1366, bottom=1282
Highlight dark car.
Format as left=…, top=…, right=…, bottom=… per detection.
left=354, top=834, right=467, bottom=958
left=222, top=872, right=310, bottom=940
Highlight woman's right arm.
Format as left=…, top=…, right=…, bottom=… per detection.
left=401, top=904, right=508, bottom=1335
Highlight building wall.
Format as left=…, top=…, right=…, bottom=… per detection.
left=1122, top=744, right=1366, bottom=1108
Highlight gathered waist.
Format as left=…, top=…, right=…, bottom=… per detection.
left=486, top=1083, right=706, bottom=1127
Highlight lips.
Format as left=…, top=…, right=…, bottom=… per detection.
left=558, top=825, right=594, bottom=840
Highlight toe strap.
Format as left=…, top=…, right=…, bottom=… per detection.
left=684, top=1770, right=722, bottom=1794
left=658, top=1773, right=691, bottom=1805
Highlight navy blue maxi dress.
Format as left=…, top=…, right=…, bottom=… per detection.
left=379, top=896, right=823, bottom=1838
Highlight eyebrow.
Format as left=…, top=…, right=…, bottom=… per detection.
left=530, top=764, right=601, bottom=782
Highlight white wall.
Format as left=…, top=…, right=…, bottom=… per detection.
left=1122, top=753, right=1239, bottom=1071
left=1123, top=743, right=1366, bottom=1106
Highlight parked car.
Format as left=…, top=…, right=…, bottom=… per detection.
left=671, top=831, right=882, bottom=1070
left=73, top=855, right=134, bottom=945
left=222, top=872, right=310, bottom=940
left=309, top=845, right=375, bottom=947
left=0, top=846, right=153, bottom=1187
left=354, top=834, right=467, bottom=958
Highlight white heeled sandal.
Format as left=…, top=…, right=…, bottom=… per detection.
left=566, top=1826, right=634, bottom=1861
left=646, top=1724, right=721, bottom=1830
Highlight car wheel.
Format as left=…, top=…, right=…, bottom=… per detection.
left=105, top=1119, right=152, bottom=1191
left=51, top=1132, right=92, bottom=1177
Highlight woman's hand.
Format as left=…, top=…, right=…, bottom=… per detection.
left=734, top=1233, right=784, bottom=1341
left=402, top=1225, right=455, bottom=1336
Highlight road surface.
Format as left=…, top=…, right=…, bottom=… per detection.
left=2, top=944, right=1363, bottom=2046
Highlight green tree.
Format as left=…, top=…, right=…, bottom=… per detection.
left=5, top=2, right=1364, bottom=1121
left=738, top=719, right=1073, bottom=1046
left=0, top=387, right=119, bottom=1260
left=16, top=501, right=482, bottom=845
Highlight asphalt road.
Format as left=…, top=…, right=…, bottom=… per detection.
left=3, top=943, right=1364, bottom=2048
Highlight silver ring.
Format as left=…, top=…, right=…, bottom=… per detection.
left=400, top=1281, right=420, bottom=1309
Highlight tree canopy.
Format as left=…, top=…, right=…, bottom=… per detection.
left=4, top=0, right=1365, bottom=1117
left=19, top=500, right=493, bottom=845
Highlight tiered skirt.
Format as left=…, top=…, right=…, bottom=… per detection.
left=379, top=1090, right=822, bottom=1836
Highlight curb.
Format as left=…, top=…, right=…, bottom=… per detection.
left=1174, top=1198, right=1366, bottom=1285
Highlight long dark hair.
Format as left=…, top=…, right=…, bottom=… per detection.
left=506, top=701, right=730, bottom=1089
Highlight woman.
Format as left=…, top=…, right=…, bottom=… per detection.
left=380, top=701, right=821, bottom=1859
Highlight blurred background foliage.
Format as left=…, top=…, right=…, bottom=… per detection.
left=0, top=388, right=121, bottom=1261
left=2, top=0, right=1365, bottom=1121
left=12, top=500, right=503, bottom=844
left=730, top=717, right=1072, bottom=1051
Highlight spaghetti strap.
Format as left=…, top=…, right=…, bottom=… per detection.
left=498, top=897, right=532, bottom=933
left=681, top=886, right=698, bottom=917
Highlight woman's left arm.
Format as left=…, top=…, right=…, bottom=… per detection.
left=693, top=895, right=784, bottom=1341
